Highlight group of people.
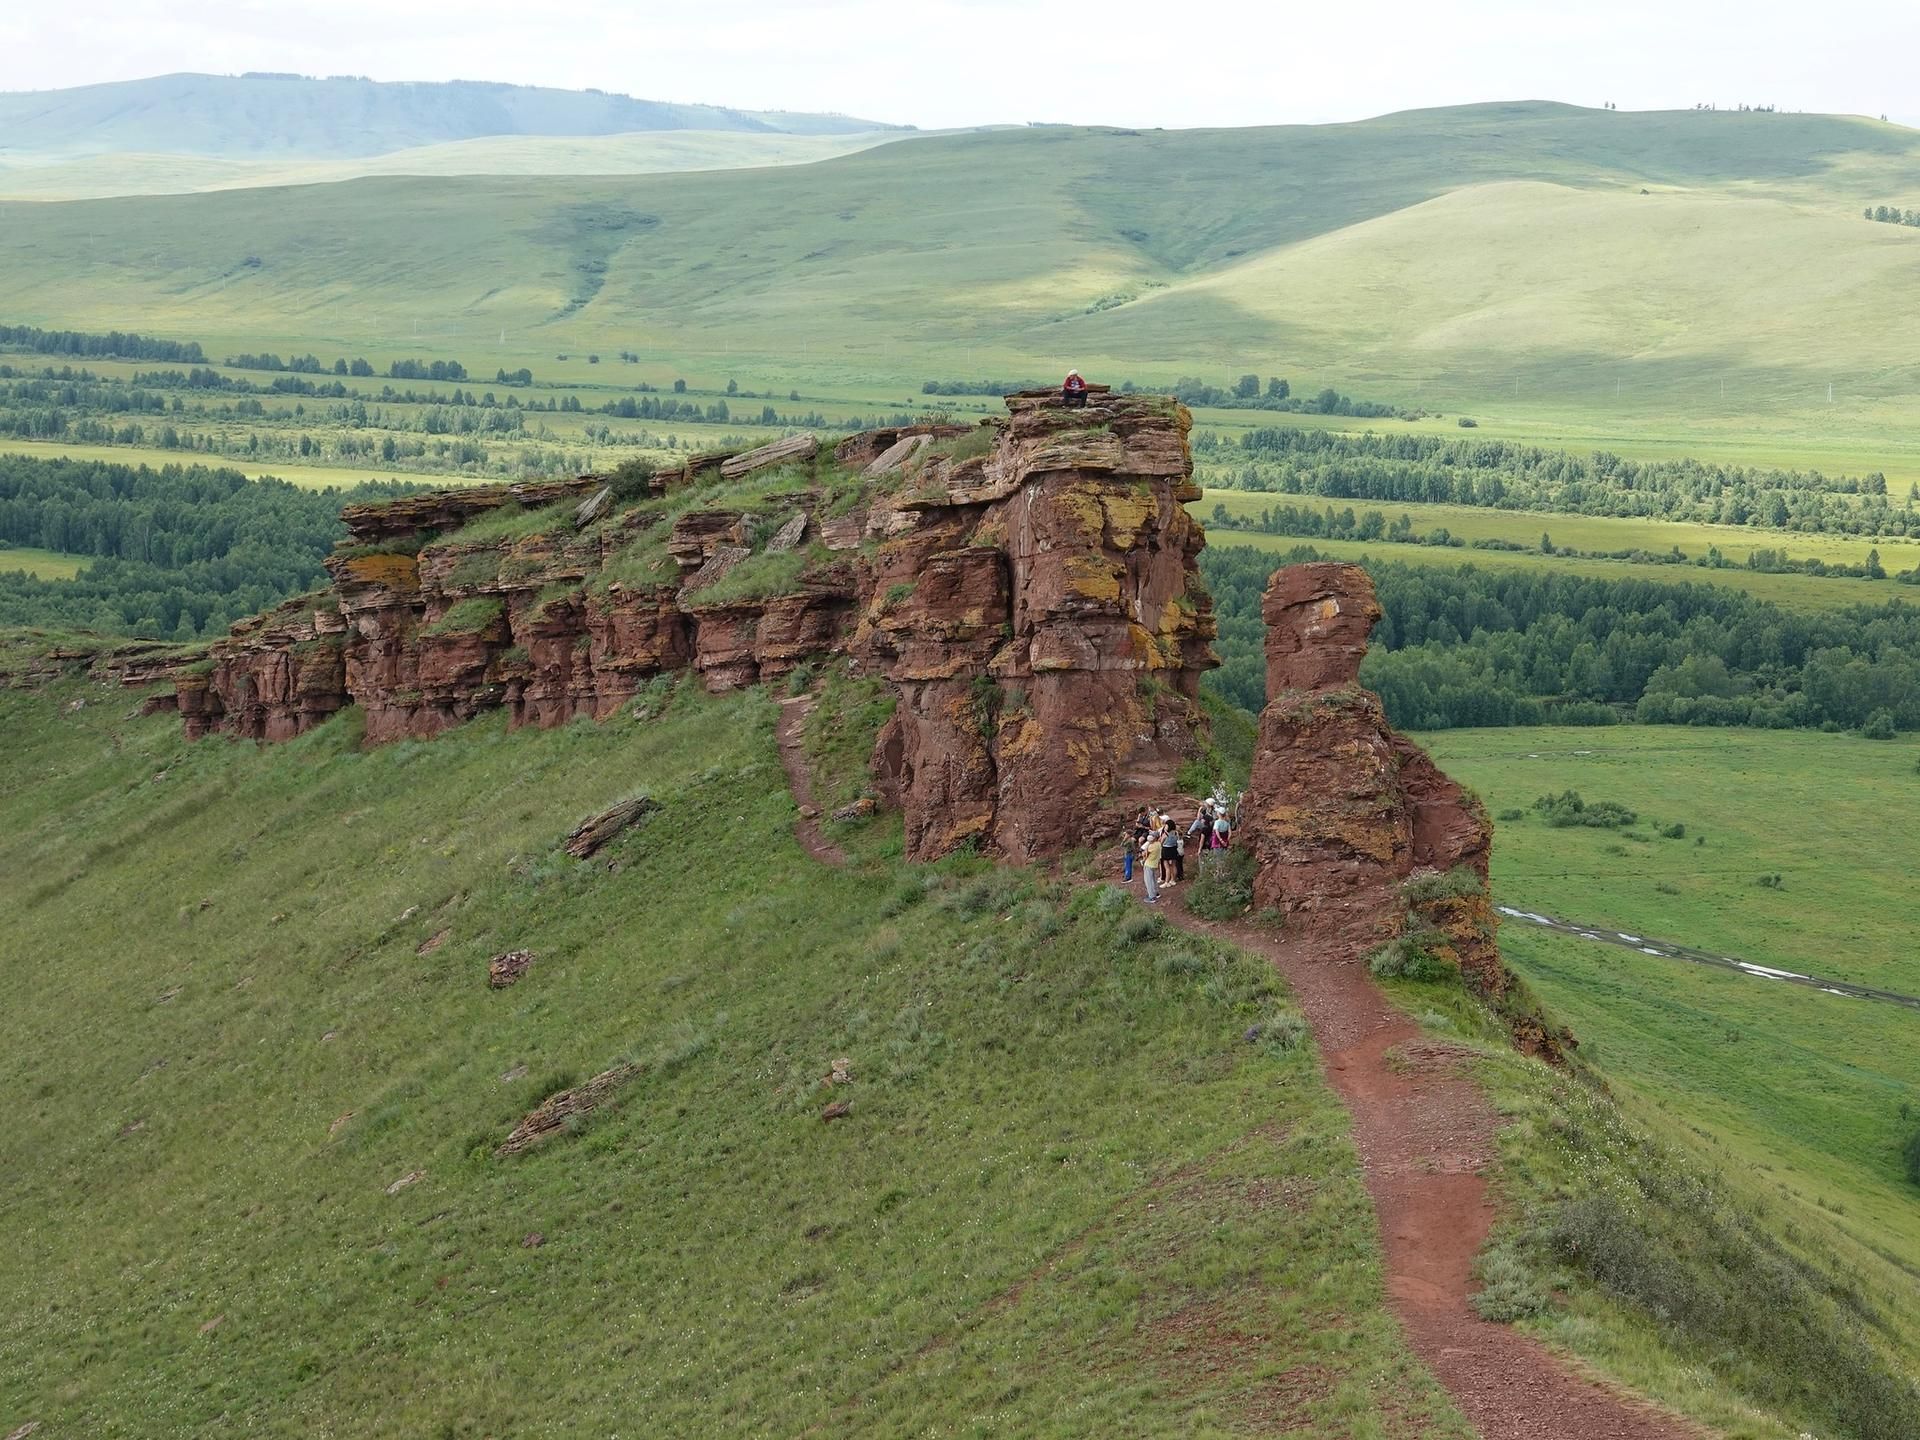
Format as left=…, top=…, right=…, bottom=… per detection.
left=1124, top=792, right=1237, bottom=905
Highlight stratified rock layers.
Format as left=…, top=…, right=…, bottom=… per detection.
left=179, top=395, right=1218, bottom=863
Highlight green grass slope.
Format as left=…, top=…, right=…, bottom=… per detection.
left=3, top=102, right=1917, bottom=455
left=0, top=675, right=1467, bottom=1437
left=1419, top=729, right=1920, bottom=1364
left=0, top=73, right=897, bottom=159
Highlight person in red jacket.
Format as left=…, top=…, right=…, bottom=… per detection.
left=1062, top=369, right=1088, bottom=407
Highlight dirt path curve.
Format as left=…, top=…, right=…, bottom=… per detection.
left=775, top=696, right=847, bottom=867
left=1169, top=896, right=1705, bottom=1440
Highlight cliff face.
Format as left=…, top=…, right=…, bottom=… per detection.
left=177, top=394, right=1218, bottom=862
left=1239, top=563, right=1509, bottom=999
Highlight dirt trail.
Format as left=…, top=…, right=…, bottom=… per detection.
left=1170, top=896, right=1705, bottom=1440
left=775, top=696, right=847, bottom=867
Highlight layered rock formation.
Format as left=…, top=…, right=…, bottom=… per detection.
left=1239, top=563, right=1508, bottom=997
left=176, top=394, right=1218, bottom=862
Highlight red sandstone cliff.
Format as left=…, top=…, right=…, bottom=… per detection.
left=1239, top=563, right=1520, bottom=1008
left=175, top=394, right=1217, bottom=863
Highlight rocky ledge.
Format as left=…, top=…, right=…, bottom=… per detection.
left=174, top=393, right=1218, bottom=862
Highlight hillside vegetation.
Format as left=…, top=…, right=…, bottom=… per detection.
left=0, top=676, right=1470, bottom=1437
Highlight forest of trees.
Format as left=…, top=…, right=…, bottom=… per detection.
left=0, top=455, right=418, bottom=639
left=1201, top=543, right=1920, bottom=736
left=1198, top=426, right=1917, bottom=537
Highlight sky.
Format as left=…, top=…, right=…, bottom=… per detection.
left=2, top=0, right=1917, bottom=130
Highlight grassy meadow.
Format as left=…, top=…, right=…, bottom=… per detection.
left=1414, top=728, right=1920, bottom=1348
left=0, top=544, right=86, bottom=579
left=0, top=674, right=1471, bottom=1437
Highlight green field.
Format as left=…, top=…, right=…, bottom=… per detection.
left=1419, top=728, right=1920, bottom=1333
left=0, top=677, right=1472, bottom=1436
left=0, top=439, right=428, bottom=491
left=8, top=103, right=1920, bottom=471
left=1198, top=526, right=1897, bottom=613
left=0, top=544, right=86, bottom=579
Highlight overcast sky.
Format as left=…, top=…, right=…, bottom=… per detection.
left=3, top=0, right=1917, bottom=130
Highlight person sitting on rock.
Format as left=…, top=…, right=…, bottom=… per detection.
left=1062, top=369, right=1089, bottom=408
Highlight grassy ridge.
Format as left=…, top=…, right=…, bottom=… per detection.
left=0, top=677, right=1468, bottom=1436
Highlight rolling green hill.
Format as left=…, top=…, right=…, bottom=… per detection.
left=2, top=102, right=1918, bottom=464
left=0, top=73, right=898, bottom=159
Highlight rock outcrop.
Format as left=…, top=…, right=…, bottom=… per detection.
left=176, top=395, right=1218, bottom=863
left=1239, top=563, right=1506, bottom=994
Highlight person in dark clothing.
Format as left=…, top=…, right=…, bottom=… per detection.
left=1062, top=369, right=1088, bottom=407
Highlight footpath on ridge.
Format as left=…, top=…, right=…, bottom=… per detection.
left=1167, top=898, right=1703, bottom=1440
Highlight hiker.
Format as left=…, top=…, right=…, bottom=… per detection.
left=1163, top=812, right=1184, bottom=884
left=1140, top=817, right=1164, bottom=905
left=1212, top=807, right=1232, bottom=850
left=1062, top=369, right=1089, bottom=408
left=1124, top=807, right=1150, bottom=883
left=1189, top=800, right=1213, bottom=852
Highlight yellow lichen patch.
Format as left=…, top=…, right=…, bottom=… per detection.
left=1050, top=482, right=1109, bottom=543
left=341, top=553, right=420, bottom=591
left=1098, top=491, right=1156, bottom=550
left=996, top=713, right=1044, bottom=761
left=939, top=812, right=992, bottom=847
left=1317, top=598, right=1340, bottom=621
left=1065, top=553, right=1124, bottom=604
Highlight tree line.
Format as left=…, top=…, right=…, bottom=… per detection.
left=0, top=455, right=419, bottom=640
left=1200, top=543, right=1920, bottom=736
left=1208, top=499, right=1897, bottom=581
left=1200, top=426, right=1917, bottom=537
left=0, top=323, right=206, bottom=364
left=1863, top=206, right=1920, bottom=229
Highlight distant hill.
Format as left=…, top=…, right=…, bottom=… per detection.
left=0, top=72, right=903, bottom=160
left=4, top=101, right=1920, bottom=446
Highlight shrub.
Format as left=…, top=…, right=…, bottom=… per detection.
left=1398, top=865, right=1483, bottom=906
left=1755, top=873, right=1784, bottom=890
left=1251, top=1012, right=1307, bottom=1054
left=1904, top=1126, right=1920, bottom=1186
left=1185, top=845, right=1257, bottom=920
left=1471, top=1244, right=1549, bottom=1321
left=1862, top=708, right=1898, bottom=739
left=1117, top=910, right=1164, bottom=945
left=1367, top=934, right=1459, bottom=982
left=1495, top=807, right=1525, bottom=821
left=608, top=455, right=656, bottom=500
left=1532, top=789, right=1636, bottom=828
left=1659, top=822, right=1687, bottom=839
left=786, top=661, right=818, bottom=696
left=1456, top=416, right=1478, bottom=427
